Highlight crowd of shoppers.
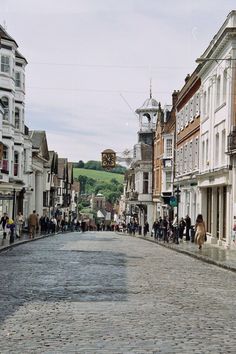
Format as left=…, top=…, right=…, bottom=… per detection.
left=116, top=213, right=206, bottom=250
left=0, top=209, right=91, bottom=244
left=0, top=209, right=207, bottom=251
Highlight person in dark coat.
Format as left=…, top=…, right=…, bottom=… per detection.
left=185, top=215, right=191, bottom=241
left=161, top=216, right=168, bottom=243
left=0, top=213, right=9, bottom=239
left=144, top=221, right=149, bottom=236
left=152, top=220, right=159, bottom=239
left=179, top=217, right=186, bottom=240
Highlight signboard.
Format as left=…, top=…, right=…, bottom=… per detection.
left=170, top=196, right=177, bottom=207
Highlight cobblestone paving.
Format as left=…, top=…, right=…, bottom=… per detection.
left=0, top=232, right=236, bottom=353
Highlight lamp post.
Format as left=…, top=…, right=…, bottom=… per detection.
left=12, top=188, right=16, bottom=220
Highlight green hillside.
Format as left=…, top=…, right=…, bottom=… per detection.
left=73, top=168, right=124, bottom=184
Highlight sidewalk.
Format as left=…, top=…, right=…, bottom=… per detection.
left=0, top=232, right=56, bottom=253
left=120, top=232, right=236, bottom=273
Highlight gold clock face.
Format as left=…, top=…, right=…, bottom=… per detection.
left=102, top=153, right=116, bottom=167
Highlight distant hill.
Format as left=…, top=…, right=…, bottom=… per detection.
left=73, top=168, right=124, bottom=184
left=73, top=168, right=124, bottom=206
left=73, top=160, right=126, bottom=175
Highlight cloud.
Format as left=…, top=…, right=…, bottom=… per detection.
left=1, top=0, right=236, bottom=160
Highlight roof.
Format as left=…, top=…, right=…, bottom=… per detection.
left=45, top=151, right=58, bottom=173
left=29, top=130, right=49, bottom=161
left=0, top=25, right=18, bottom=47
left=136, top=96, right=160, bottom=114
left=199, top=11, right=236, bottom=62
left=58, top=158, right=68, bottom=179
left=97, top=210, right=105, bottom=218
left=15, top=49, right=28, bottom=64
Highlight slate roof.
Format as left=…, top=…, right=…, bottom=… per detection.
left=29, top=130, right=49, bottom=161
left=58, top=158, right=67, bottom=179
left=0, top=25, right=18, bottom=46
left=15, top=49, right=28, bottom=64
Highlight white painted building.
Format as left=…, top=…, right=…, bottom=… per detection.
left=29, top=131, right=49, bottom=218
left=197, top=11, right=236, bottom=247
left=0, top=24, right=31, bottom=219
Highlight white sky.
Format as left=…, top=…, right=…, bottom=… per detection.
left=1, top=0, right=235, bottom=162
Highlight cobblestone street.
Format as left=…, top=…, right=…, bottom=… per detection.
left=0, top=232, right=236, bottom=353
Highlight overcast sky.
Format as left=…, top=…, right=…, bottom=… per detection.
left=1, top=0, right=235, bottom=162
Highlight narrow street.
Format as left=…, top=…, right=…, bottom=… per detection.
left=0, top=232, right=236, bottom=353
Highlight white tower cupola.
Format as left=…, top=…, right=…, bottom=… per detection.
left=135, top=84, right=160, bottom=133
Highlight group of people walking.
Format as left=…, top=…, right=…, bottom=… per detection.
left=152, top=214, right=206, bottom=249
left=0, top=210, right=88, bottom=244
left=0, top=211, right=24, bottom=242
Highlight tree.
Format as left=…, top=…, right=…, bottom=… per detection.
left=78, top=160, right=85, bottom=168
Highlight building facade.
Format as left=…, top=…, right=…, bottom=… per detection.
left=175, top=73, right=201, bottom=224
left=196, top=10, right=236, bottom=246
left=0, top=24, right=29, bottom=219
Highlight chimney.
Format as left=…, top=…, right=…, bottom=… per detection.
left=185, top=74, right=191, bottom=83
left=172, top=90, right=179, bottom=106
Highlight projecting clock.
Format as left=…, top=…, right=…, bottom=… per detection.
left=101, top=149, right=116, bottom=168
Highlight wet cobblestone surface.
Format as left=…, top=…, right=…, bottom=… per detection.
left=0, top=231, right=236, bottom=353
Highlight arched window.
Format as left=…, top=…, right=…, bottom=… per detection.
left=15, top=107, right=20, bottom=129
left=14, top=151, right=19, bottom=176
left=1, top=96, right=9, bottom=121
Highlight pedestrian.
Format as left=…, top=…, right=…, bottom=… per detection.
left=152, top=220, right=158, bottom=239
left=172, top=214, right=178, bottom=244
left=161, top=216, right=168, bottom=243
left=6, top=218, right=15, bottom=244
left=0, top=212, right=9, bottom=239
left=185, top=215, right=191, bottom=241
left=144, top=221, right=149, bottom=236
left=28, top=210, right=39, bottom=239
left=15, top=211, right=24, bottom=238
left=195, top=214, right=206, bottom=250
left=179, top=217, right=186, bottom=240
left=157, top=217, right=163, bottom=240
left=51, top=216, right=57, bottom=233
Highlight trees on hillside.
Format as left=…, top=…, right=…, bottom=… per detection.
left=76, top=175, right=123, bottom=204
left=74, top=160, right=126, bottom=174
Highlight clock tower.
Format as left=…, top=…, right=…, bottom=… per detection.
left=135, top=88, right=160, bottom=146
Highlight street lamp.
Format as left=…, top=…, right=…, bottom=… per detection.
left=12, top=188, right=16, bottom=220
